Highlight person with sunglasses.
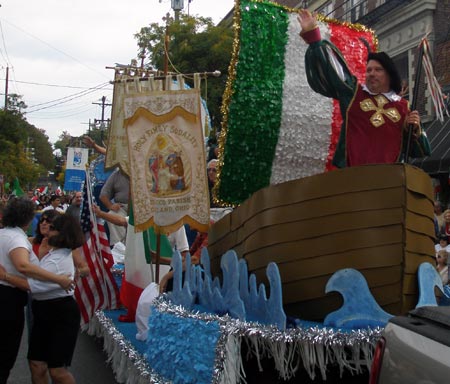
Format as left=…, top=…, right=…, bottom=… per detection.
left=0, top=198, right=75, bottom=384
left=32, top=211, right=89, bottom=278
left=31, top=211, right=60, bottom=260
left=0, top=213, right=84, bottom=384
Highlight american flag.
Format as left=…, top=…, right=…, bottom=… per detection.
left=75, top=174, right=120, bottom=326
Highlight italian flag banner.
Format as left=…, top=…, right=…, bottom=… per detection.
left=216, top=0, right=375, bottom=205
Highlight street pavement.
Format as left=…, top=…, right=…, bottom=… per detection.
left=7, top=326, right=119, bottom=384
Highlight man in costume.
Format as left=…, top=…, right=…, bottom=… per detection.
left=297, top=10, right=431, bottom=167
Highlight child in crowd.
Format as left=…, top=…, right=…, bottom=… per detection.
left=435, top=234, right=450, bottom=254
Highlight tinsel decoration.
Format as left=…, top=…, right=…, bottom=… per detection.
left=89, top=296, right=383, bottom=383
left=215, top=0, right=377, bottom=205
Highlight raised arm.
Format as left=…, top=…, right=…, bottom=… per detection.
left=93, top=204, right=128, bottom=227
left=83, top=135, right=107, bottom=155
left=297, top=9, right=357, bottom=100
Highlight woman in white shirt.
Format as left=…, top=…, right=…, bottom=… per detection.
left=0, top=198, right=74, bottom=384
left=0, top=213, right=84, bottom=384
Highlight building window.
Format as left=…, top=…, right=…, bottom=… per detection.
left=316, top=0, right=334, bottom=17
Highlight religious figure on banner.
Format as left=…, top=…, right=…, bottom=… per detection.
left=147, top=132, right=190, bottom=197
left=126, top=88, right=209, bottom=233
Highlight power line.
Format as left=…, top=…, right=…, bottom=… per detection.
left=27, top=82, right=110, bottom=113
left=0, top=18, right=111, bottom=80
left=0, top=20, right=10, bottom=65
left=30, top=104, right=99, bottom=119
left=0, top=18, right=21, bottom=95
left=0, top=77, right=113, bottom=90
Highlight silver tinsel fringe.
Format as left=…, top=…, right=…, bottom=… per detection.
left=87, top=311, right=170, bottom=384
left=87, top=297, right=382, bottom=383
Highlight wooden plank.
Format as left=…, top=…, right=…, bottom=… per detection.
left=238, top=188, right=405, bottom=234
left=405, top=210, right=436, bottom=238
left=267, top=266, right=402, bottom=305
left=243, top=226, right=403, bottom=261
left=230, top=164, right=409, bottom=230
left=207, top=231, right=238, bottom=258
left=404, top=252, right=435, bottom=274
left=405, top=230, right=435, bottom=255
left=247, top=244, right=403, bottom=280
left=208, top=212, right=231, bottom=243
left=405, top=165, right=434, bottom=198
left=403, top=273, right=418, bottom=296
left=241, top=208, right=404, bottom=250
left=406, top=191, right=434, bottom=218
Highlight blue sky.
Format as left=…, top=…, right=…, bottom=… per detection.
left=0, top=0, right=234, bottom=144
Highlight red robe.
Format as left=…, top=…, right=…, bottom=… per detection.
left=345, top=86, right=408, bottom=166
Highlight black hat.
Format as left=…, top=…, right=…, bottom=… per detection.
left=367, top=52, right=402, bottom=94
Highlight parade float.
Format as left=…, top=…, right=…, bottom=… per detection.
left=83, top=1, right=447, bottom=383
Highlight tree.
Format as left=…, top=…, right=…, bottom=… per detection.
left=0, top=97, right=54, bottom=189
left=53, top=130, right=73, bottom=156
left=5, top=93, right=27, bottom=117
left=134, top=13, right=233, bottom=133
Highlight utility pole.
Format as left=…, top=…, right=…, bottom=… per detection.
left=162, top=13, right=171, bottom=76
left=4, top=66, right=8, bottom=110
left=92, top=96, right=112, bottom=143
left=93, top=96, right=111, bottom=123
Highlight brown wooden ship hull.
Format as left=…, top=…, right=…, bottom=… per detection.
left=208, top=164, right=436, bottom=321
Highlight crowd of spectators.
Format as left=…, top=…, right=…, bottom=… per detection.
left=0, top=190, right=82, bottom=233
left=434, top=200, right=450, bottom=285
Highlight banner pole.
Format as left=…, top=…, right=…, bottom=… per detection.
left=403, top=40, right=425, bottom=162
left=156, top=232, right=161, bottom=284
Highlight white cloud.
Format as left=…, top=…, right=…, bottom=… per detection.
left=0, top=0, right=234, bottom=144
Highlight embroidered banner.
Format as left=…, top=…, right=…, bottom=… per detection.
left=105, top=72, right=132, bottom=175
left=125, top=89, right=210, bottom=234
left=106, top=73, right=212, bottom=177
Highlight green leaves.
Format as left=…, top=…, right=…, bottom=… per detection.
left=134, top=13, right=233, bottom=131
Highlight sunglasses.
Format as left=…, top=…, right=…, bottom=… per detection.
left=39, top=217, right=52, bottom=224
left=207, top=168, right=217, bottom=173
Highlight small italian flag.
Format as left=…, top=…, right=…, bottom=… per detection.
left=217, top=0, right=375, bottom=205
left=120, top=204, right=173, bottom=318
left=35, top=185, right=48, bottom=195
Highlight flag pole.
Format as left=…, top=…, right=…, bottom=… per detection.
left=85, top=168, right=111, bottom=304
left=155, top=230, right=161, bottom=284
left=403, top=40, right=425, bottom=163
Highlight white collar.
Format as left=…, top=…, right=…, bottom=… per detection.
left=362, top=84, right=401, bottom=102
